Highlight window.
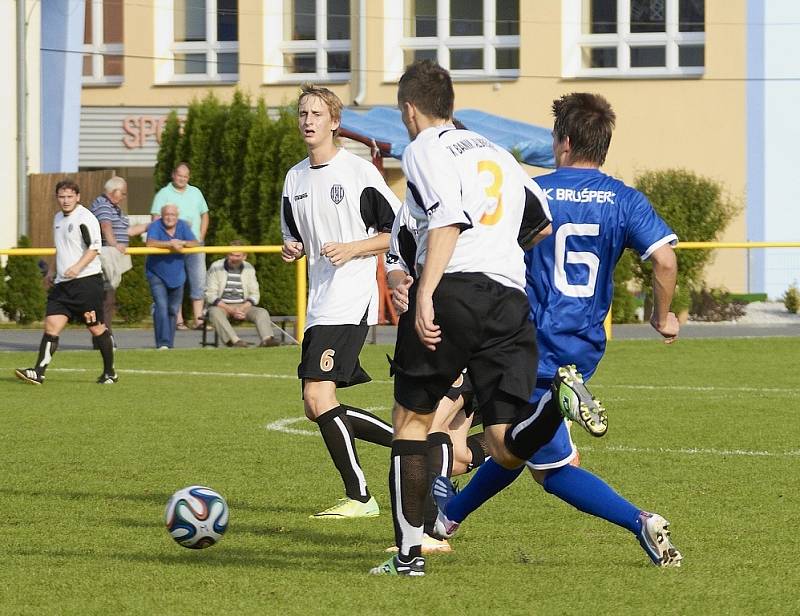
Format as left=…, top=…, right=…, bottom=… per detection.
left=264, top=0, right=350, bottom=82
left=82, top=0, right=124, bottom=85
left=385, top=0, right=520, bottom=80
left=168, top=0, right=239, bottom=81
left=563, top=0, right=705, bottom=78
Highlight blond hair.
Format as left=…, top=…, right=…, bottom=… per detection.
left=298, top=84, right=343, bottom=138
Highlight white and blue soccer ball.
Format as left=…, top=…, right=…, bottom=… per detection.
left=164, top=485, right=229, bottom=549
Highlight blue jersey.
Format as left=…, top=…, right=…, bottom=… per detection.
left=526, top=167, right=677, bottom=383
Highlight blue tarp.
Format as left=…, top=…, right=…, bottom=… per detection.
left=340, top=106, right=555, bottom=168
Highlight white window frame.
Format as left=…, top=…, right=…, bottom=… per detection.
left=384, top=0, right=520, bottom=82
left=82, top=0, right=124, bottom=86
left=263, top=0, right=351, bottom=84
left=154, top=0, right=239, bottom=84
left=562, top=0, right=705, bottom=79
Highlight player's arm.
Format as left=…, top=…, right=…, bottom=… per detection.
left=416, top=225, right=460, bottom=351
left=649, top=243, right=679, bottom=343
left=519, top=177, right=553, bottom=250
left=280, top=194, right=305, bottom=262
left=65, top=222, right=102, bottom=278
left=321, top=232, right=390, bottom=266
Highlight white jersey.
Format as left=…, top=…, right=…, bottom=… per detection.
left=386, top=202, right=417, bottom=277
left=281, top=148, right=400, bottom=328
left=53, top=204, right=102, bottom=284
left=402, top=125, right=551, bottom=292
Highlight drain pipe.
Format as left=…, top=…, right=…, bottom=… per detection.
left=354, top=0, right=367, bottom=105
left=16, top=0, right=28, bottom=240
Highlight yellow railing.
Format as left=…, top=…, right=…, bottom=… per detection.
left=0, top=245, right=308, bottom=339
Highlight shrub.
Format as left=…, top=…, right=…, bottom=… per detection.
left=611, top=250, right=640, bottom=323
left=116, top=237, right=152, bottom=324
left=783, top=282, right=800, bottom=314
left=3, top=236, right=46, bottom=324
left=690, top=286, right=747, bottom=322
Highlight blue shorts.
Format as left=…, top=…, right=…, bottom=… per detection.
left=525, top=384, right=577, bottom=471
left=184, top=251, right=207, bottom=300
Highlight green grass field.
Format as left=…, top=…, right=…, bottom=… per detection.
left=1, top=337, right=798, bottom=615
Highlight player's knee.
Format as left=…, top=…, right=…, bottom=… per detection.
left=529, top=467, right=549, bottom=487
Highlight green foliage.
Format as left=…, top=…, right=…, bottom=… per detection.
left=153, top=110, right=181, bottom=192
left=3, top=236, right=46, bottom=324
left=611, top=250, right=640, bottom=323
left=728, top=292, right=767, bottom=304
left=0, top=260, right=6, bottom=311
left=690, top=286, right=747, bottom=322
left=116, top=237, right=152, bottom=324
left=783, top=281, right=800, bottom=314
left=220, top=90, right=253, bottom=237
left=633, top=169, right=738, bottom=309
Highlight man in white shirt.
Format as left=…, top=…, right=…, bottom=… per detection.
left=370, top=60, right=554, bottom=576
left=15, top=180, right=117, bottom=385
left=281, top=84, right=399, bottom=520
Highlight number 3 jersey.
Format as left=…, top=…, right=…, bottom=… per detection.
left=281, top=148, right=400, bottom=329
left=402, top=125, right=551, bottom=293
left=526, top=167, right=677, bottom=380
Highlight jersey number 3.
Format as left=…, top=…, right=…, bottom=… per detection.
left=554, top=223, right=600, bottom=298
left=478, top=160, right=503, bottom=225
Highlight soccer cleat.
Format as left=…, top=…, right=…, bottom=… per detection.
left=384, top=533, right=453, bottom=554
left=552, top=364, right=608, bottom=437
left=310, top=496, right=379, bottom=519
left=431, top=476, right=461, bottom=539
left=637, top=512, right=683, bottom=567
left=369, top=555, right=426, bottom=576
left=14, top=368, right=44, bottom=385
left=97, top=372, right=119, bottom=385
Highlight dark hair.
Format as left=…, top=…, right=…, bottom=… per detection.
left=173, top=162, right=191, bottom=173
left=398, top=60, right=454, bottom=120
left=552, top=93, right=616, bottom=166
left=230, top=239, right=245, bottom=247
left=55, top=180, right=80, bottom=195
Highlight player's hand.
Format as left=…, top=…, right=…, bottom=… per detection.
left=391, top=275, right=413, bottom=314
left=64, top=266, right=79, bottom=279
left=414, top=292, right=441, bottom=351
left=321, top=242, right=356, bottom=267
left=650, top=311, right=679, bottom=344
left=282, top=241, right=304, bottom=262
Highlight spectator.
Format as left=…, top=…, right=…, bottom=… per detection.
left=205, top=241, right=280, bottom=348
left=145, top=204, right=198, bottom=349
left=90, top=176, right=147, bottom=337
left=151, top=162, right=209, bottom=331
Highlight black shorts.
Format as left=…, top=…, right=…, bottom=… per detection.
left=392, top=273, right=537, bottom=426
left=298, top=319, right=371, bottom=390
left=46, top=274, right=105, bottom=327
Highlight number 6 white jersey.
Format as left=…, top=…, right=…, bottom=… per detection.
left=401, top=125, right=551, bottom=292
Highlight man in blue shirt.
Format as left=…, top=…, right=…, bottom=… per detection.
left=434, top=93, right=683, bottom=567
left=145, top=204, right=198, bottom=349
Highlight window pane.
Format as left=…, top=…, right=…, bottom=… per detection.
left=175, top=52, right=207, bottom=74
left=84, top=0, right=93, bottom=44
left=496, top=0, right=519, bottom=36
left=406, top=0, right=436, bottom=37
left=103, top=54, right=124, bottom=76
left=582, top=46, right=617, bottom=68
left=175, top=0, right=206, bottom=42
left=291, top=0, right=315, bottom=40
left=103, top=0, right=123, bottom=43
left=217, top=0, right=238, bottom=42
left=679, top=44, right=704, bottom=66
left=630, top=45, right=666, bottom=67
left=285, top=52, right=316, bottom=73
left=496, top=47, right=519, bottom=70
left=451, top=1, right=482, bottom=36
left=403, top=48, right=437, bottom=66
left=450, top=48, right=483, bottom=70
left=679, top=0, right=704, bottom=32
left=630, top=0, right=665, bottom=33
left=83, top=54, right=93, bottom=76
left=328, top=0, right=350, bottom=40
left=328, top=51, right=350, bottom=72
left=586, top=0, right=616, bottom=34
left=218, top=52, right=238, bottom=73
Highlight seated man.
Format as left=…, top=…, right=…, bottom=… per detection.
left=205, top=241, right=280, bottom=348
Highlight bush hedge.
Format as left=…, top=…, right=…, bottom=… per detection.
left=3, top=236, right=47, bottom=324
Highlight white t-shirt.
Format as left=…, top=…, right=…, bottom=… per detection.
left=53, top=204, right=102, bottom=284
left=386, top=202, right=417, bottom=277
left=281, top=148, right=400, bottom=329
left=402, top=125, right=551, bottom=292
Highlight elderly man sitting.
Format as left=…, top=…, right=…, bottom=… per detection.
left=205, top=241, right=280, bottom=348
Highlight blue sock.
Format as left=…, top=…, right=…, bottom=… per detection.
left=542, top=465, right=642, bottom=533
left=446, top=458, right=523, bottom=523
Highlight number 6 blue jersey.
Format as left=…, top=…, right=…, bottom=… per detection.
left=526, top=167, right=677, bottom=382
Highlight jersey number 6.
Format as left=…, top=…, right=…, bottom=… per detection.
left=554, top=223, right=600, bottom=298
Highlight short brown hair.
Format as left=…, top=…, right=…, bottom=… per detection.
left=398, top=60, right=454, bottom=121
left=299, top=84, right=343, bottom=137
left=55, top=180, right=80, bottom=195
left=552, top=93, right=616, bottom=166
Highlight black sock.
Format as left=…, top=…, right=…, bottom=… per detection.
left=316, top=406, right=370, bottom=503
left=93, top=330, right=115, bottom=375
left=423, top=432, right=453, bottom=536
left=389, top=440, right=428, bottom=561
left=344, top=406, right=393, bottom=447
left=466, top=432, right=488, bottom=472
left=35, top=334, right=59, bottom=376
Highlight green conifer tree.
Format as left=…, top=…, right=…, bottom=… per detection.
left=116, top=236, right=152, bottom=323
left=153, top=110, right=182, bottom=191
left=222, top=89, right=253, bottom=235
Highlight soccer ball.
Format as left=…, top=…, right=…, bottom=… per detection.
left=164, top=485, right=229, bottom=549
